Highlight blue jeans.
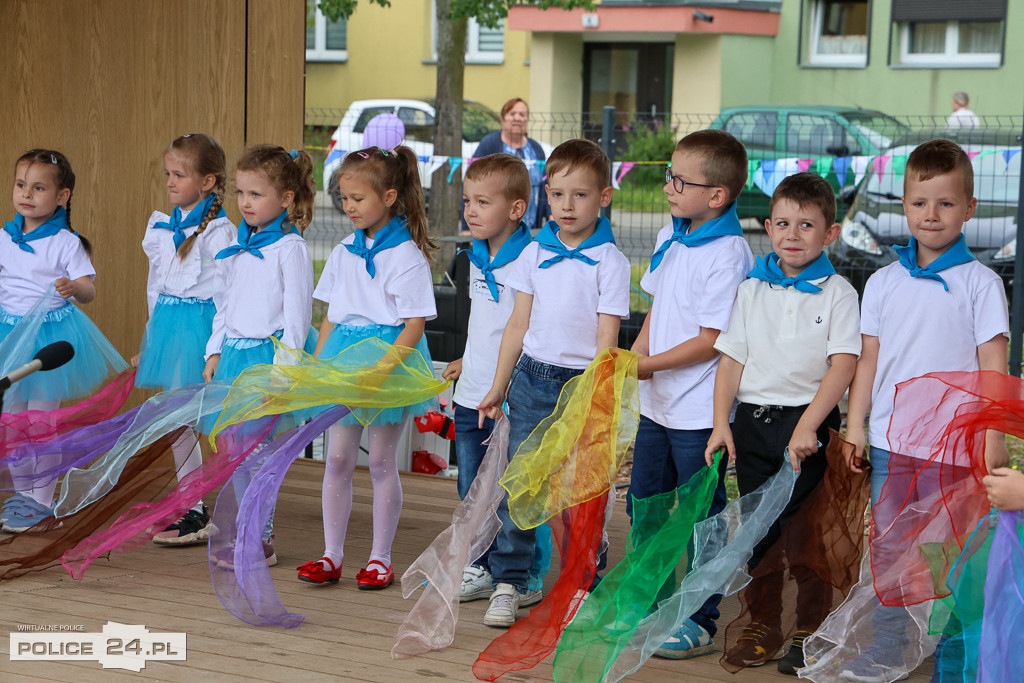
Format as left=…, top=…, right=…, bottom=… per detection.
left=489, top=355, right=583, bottom=592
left=454, top=402, right=552, bottom=588
left=628, top=415, right=725, bottom=636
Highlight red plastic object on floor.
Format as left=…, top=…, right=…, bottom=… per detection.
left=411, top=450, right=448, bottom=475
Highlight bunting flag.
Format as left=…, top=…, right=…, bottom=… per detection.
left=1001, top=149, right=1020, bottom=172
left=872, top=155, right=891, bottom=183
left=850, top=155, right=873, bottom=186
left=426, top=155, right=447, bottom=178
left=833, top=156, right=851, bottom=188
left=753, top=158, right=800, bottom=197
left=814, top=156, right=834, bottom=180
left=747, top=159, right=760, bottom=189
left=447, top=157, right=463, bottom=183
left=797, top=158, right=814, bottom=173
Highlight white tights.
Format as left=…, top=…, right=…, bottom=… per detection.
left=4, top=398, right=61, bottom=507
left=321, top=421, right=404, bottom=568
left=171, top=429, right=205, bottom=513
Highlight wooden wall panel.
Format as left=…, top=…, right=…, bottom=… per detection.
left=0, top=0, right=304, bottom=380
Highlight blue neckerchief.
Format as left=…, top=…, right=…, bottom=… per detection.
left=649, top=202, right=744, bottom=272
left=152, top=194, right=226, bottom=250
left=747, top=251, right=836, bottom=294
left=534, top=216, right=616, bottom=269
left=344, top=215, right=413, bottom=278
left=3, top=207, right=72, bottom=254
left=460, top=224, right=532, bottom=302
left=215, top=211, right=298, bottom=260
left=891, top=234, right=975, bottom=292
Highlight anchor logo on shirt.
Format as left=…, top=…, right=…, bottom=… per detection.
left=815, top=316, right=823, bottom=324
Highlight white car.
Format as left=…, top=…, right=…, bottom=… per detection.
left=323, top=98, right=506, bottom=211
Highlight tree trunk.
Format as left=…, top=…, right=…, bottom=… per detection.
left=432, top=0, right=467, bottom=241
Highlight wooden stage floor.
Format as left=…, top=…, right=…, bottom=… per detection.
left=1, top=459, right=933, bottom=681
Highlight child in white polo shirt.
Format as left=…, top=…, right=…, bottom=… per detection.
left=707, top=172, right=861, bottom=675
left=478, top=139, right=631, bottom=628
left=629, top=129, right=754, bottom=658
left=444, top=154, right=551, bottom=606
left=840, top=140, right=1009, bottom=682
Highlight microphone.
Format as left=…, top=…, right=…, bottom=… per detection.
left=0, top=341, right=75, bottom=392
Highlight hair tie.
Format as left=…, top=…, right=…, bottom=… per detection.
left=50, top=154, right=58, bottom=164
left=289, top=149, right=300, bottom=160
left=378, top=147, right=390, bottom=157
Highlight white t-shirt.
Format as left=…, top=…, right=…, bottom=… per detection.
left=205, top=233, right=313, bottom=362
left=453, top=260, right=518, bottom=409
left=947, top=108, right=981, bottom=129
left=142, top=212, right=235, bottom=315
left=507, top=239, right=631, bottom=370
left=313, top=236, right=436, bottom=327
left=862, top=260, right=1009, bottom=458
left=715, top=275, right=861, bottom=406
left=0, top=229, right=95, bottom=314
left=639, top=229, right=754, bottom=429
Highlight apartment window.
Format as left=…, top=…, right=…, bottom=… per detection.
left=306, top=1, right=347, bottom=62
left=430, top=4, right=505, bottom=65
left=892, top=0, right=1005, bottom=67
left=809, top=0, right=869, bottom=67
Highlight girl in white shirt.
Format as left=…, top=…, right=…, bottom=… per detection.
left=203, top=145, right=317, bottom=565
left=136, top=134, right=235, bottom=546
left=297, top=145, right=437, bottom=590
left=0, top=149, right=126, bottom=532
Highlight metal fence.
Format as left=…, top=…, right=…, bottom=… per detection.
left=304, top=108, right=1024, bottom=371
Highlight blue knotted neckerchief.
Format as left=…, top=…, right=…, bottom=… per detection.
left=535, top=217, right=616, bottom=269
left=648, top=202, right=744, bottom=272
left=3, top=207, right=73, bottom=254
left=460, top=224, right=531, bottom=302
left=215, top=211, right=298, bottom=260
left=747, top=251, right=837, bottom=293
left=890, top=234, right=975, bottom=292
left=152, top=194, right=226, bottom=250
left=344, top=215, right=413, bottom=278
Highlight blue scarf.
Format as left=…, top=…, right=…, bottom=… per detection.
left=215, top=211, right=298, bottom=260
left=891, top=235, right=975, bottom=292
left=648, top=202, right=744, bottom=272
left=344, top=215, right=413, bottom=278
left=747, top=251, right=837, bottom=293
left=152, top=194, right=226, bottom=250
left=535, top=217, right=616, bottom=269
left=3, top=207, right=72, bottom=254
left=460, top=224, right=532, bottom=302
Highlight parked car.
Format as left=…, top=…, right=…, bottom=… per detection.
left=322, top=98, right=511, bottom=212
left=710, top=105, right=910, bottom=221
left=830, top=131, right=1020, bottom=293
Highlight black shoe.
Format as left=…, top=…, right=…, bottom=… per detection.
left=777, top=630, right=812, bottom=675
left=152, top=506, right=212, bottom=546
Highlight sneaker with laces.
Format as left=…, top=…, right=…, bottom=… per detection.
left=777, top=630, right=812, bottom=675
left=152, top=506, right=212, bottom=546
left=484, top=583, right=520, bottom=628
left=519, top=587, right=543, bottom=607
left=263, top=534, right=277, bottom=567
left=2, top=497, right=54, bottom=533
left=460, top=565, right=493, bottom=602
left=723, top=621, right=785, bottom=668
left=654, top=618, right=715, bottom=659
left=0, top=493, right=32, bottom=524
left=212, top=535, right=278, bottom=570
left=839, top=646, right=910, bottom=682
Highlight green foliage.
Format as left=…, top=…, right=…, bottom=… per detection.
left=316, top=0, right=389, bottom=22
left=622, top=123, right=676, bottom=187
left=316, top=0, right=595, bottom=29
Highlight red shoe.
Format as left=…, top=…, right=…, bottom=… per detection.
left=297, top=557, right=341, bottom=584
left=356, top=561, right=394, bottom=590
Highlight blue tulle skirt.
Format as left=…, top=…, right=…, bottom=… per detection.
left=0, top=303, right=128, bottom=403
left=318, top=323, right=437, bottom=426
left=136, top=295, right=216, bottom=390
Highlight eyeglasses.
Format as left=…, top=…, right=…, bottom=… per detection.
left=664, top=166, right=720, bottom=193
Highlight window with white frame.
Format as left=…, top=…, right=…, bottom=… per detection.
left=808, top=0, right=869, bottom=67
left=892, top=0, right=1005, bottom=67
left=429, top=5, right=505, bottom=65
left=306, top=0, right=347, bottom=62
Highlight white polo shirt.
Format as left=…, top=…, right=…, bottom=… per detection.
left=639, top=229, right=754, bottom=429
left=715, top=275, right=862, bottom=406
left=453, top=260, right=518, bottom=409
left=863, top=260, right=1009, bottom=458
left=0, top=229, right=95, bottom=314
left=507, top=239, right=631, bottom=370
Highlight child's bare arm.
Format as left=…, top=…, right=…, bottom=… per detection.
left=596, top=313, right=620, bottom=355
left=312, top=316, right=335, bottom=358
left=845, top=334, right=878, bottom=472
left=56, top=275, right=95, bottom=303
left=637, top=327, right=720, bottom=376
left=706, top=354, right=743, bottom=465
left=978, top=333, right=1010, bottom=470
left=477, top=291, right=533, bottom=426
left=789, top=353, right=858, bottom=470
left=631, top=311, right=653, bottom=379
left=983, top=467, right=1024, bottom=511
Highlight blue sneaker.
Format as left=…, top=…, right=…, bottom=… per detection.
left=2, top=497, right=54, bottom=533
left=654, top=618, right=714, bottom=659
left=0, top=493, right=33, bottom=524
left=839, top=646, right=910, bottom=682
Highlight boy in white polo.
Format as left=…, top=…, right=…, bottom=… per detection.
left=478, top=139, right=631, bottom=628
left=706, top=172, right=860, bottom=675
left=629, top=129, right=754, bottom=658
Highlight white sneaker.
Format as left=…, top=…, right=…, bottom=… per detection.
left=484, top=583, right=520, bottom=627
left=460, top=565, right=493, bottom=602
left=520, top=587, right=543, bottom=607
